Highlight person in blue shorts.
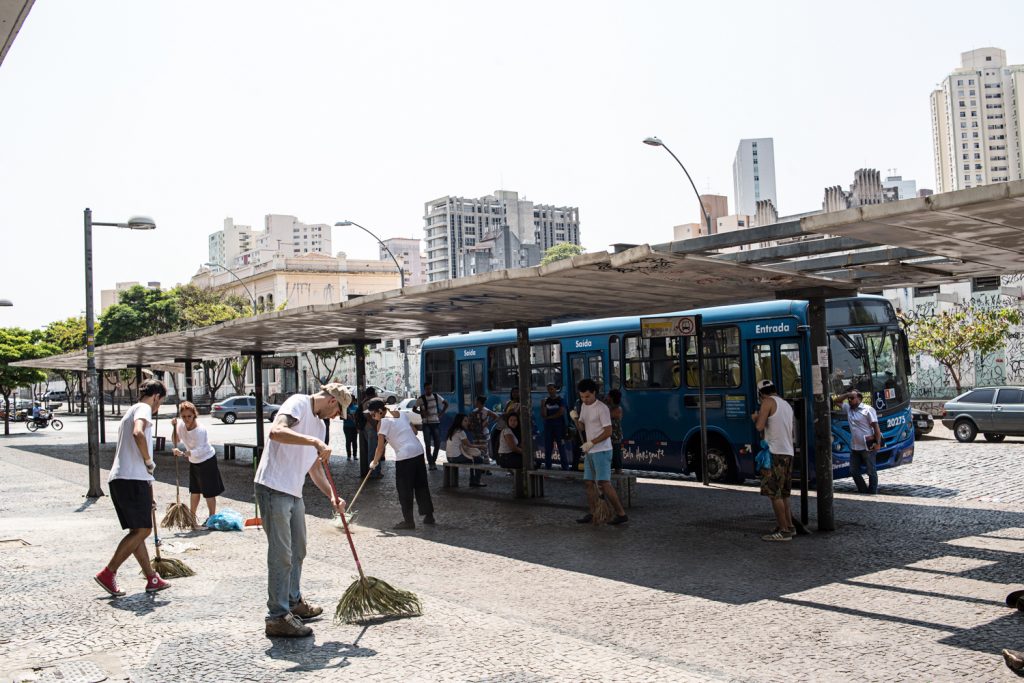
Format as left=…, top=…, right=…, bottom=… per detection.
left=570, top=378, right=627, bottom=526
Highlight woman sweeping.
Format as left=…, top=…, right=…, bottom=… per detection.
left=368, top=399, right=435, bottom=530
left=171, top=401, right=224, bottom=527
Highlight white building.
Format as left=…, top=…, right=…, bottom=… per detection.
left=208, top=214, right=333, bottom=271
left=930, top=47, right=1024, bottom=193
left=100, top=281, right=161, bottom=313
left=382, top=237, right=425, bottom=286
left=732, top=138, right=778, bottom=218
left=423, top=190, right=580, bottom=282
left=882, top=174, right=919, bottom=200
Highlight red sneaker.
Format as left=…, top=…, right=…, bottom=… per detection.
left=94, top=568, right=125, bottom=597
left=145, top=573, right=170, bottom=593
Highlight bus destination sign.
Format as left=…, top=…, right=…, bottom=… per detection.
left=640, top=315, right=699, bottom=338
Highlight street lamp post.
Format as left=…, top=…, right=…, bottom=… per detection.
left=642, top=137, right=712, bottom=485
left=0, top=299, right=12, bottom=306
left=85, top=208, right=156, bottom=498
left=335, top=220, right=411, bottom=398
left=203, top=262, right=258, bottom=315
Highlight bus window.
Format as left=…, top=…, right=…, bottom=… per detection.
left=609, top=335, right=621, bottom=390
left=752, top=343, right=773, bottom=385
left=488, top=345, right=518, bottom=393
left=779, top=343, right=802, bottom=399
left=685, top=326, right=741, bottom=388
left=423, top=350, right=455, bottom=393
left=624, top=335, right=679, bottom=389
left=530, top=342, right=562, bottom=390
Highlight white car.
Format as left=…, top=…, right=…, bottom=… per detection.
left=396, top=397, right=422, bottom=426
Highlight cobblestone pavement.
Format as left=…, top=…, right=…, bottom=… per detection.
left=1, top=416, right=1023, bottom=682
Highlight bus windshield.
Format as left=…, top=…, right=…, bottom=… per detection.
left=828, top=329, right=908, bottom=413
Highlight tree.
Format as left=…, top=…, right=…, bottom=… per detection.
left=540, top=243, right=585, bottom=266
left=901, top=301, right=1023, bottom=394
left=202, top=359, right=232, bottom=400
left=43, top=317, right=87, bottom=414
left=0, top=328, right=59, bottom=435
left=174, top=284, right=249, bottom=329
left=302, top=348, right=352, bottom=387
left=230, top=357, right=251, bottom=395
left=96, top=285, right=179, bottom=345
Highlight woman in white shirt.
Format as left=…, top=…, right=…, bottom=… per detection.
left=496, top=412, right=524, bottom=469
left=445, top=413, right=486, bottom=487
left=171, top=401, right=224, bottom=525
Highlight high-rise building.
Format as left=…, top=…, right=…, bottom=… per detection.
left=882, top=174, right=918, bottom=200
left=732, top=138, right=778, bottom=217
left=822, top=169, right=900, bottom=212
left=423, top=190, right=580, bottom=282
left=208, top=214, right=332, bottom=270
left=930, top=47, right=1024, bottom=192
left=381, top=237, right=425, bottom=286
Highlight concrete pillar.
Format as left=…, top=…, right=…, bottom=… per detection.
left=355, top=343, right=369, bottom=478
left=515, top=326, right=533, bottom=498
left=808, top=297, right=835, bottom=531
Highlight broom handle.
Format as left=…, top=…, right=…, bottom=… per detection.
left=151, top=506, right=162, bottom=561
left=347, top=468, right=374, bottom=511
left=320, top=460, right=367, bottom=582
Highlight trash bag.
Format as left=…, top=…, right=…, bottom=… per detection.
left=755, top=440, right=773, bottom=472
left=205, top=508, right=245, bottom=531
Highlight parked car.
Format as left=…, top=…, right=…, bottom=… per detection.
left=912, top=409, right=934, bottom=439
left=395, top=397, right=422, bottom=427
left=941, top=386, right=1024, bottom=443
left=210, top=396, right=281, bottom=424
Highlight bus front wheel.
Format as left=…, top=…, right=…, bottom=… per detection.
left=688, top=439, right=740, bottom=483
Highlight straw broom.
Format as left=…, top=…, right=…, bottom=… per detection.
left=320, top=461, right=420, bottom=623
left=592, top=493, right=616, bottom=525
left=162, top=427, right=198, bottom=530
left=149, top=507, right=195, bottom=578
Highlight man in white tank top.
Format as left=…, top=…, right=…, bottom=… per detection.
left=752, top=380, right=795, bottom=542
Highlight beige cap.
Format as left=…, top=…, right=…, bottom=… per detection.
left=321, top=383, right=353, bottom=415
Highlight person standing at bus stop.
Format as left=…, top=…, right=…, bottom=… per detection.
left=571, top=378, right=628, bottom=526
left=833, top=390, right=882, bottom=494
left=541, top=383, right=570, bottom=470
left=414, top=381, right=448, bottom=471
left=752, top=380, right=795, bottom=541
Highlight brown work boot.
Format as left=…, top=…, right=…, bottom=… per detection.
left=1004, top=649, right=1024, bottom=676
left=265, top=613, right=313, bottom=638
left=290, top=598, right=323, bottom=620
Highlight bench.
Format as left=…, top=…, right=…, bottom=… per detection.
left=442, top=461, right=538, bottom=497
left=527, top=469, right=636, bottom=508
left=223, top=442, right=260, bottom=461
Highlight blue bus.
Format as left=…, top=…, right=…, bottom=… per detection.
left=420, top=295, right=914, bottom=482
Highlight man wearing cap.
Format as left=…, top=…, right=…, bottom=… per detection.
left=255, top=383, right=351, bottom=638
left=367, top=398, right=435, bottom=530
left=751, top=380, right=795, bottom=542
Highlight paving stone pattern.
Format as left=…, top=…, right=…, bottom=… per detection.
left=1, top=417, right=1022, bottom=682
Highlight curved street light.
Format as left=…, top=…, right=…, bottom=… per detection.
left=0, top=299, right=12, bottom=306
left=204, top=262, right=258, bottom=315
left=643, top=136, right=713, bottom=238
left=85, top=208, right=156, bottom=498
left=335, top=219, right=410, bottom=399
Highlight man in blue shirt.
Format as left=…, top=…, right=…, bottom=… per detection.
left=541, top=383, right=570, bottom=470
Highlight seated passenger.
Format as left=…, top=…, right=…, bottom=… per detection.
left=445, top=413, right=486, bottom=487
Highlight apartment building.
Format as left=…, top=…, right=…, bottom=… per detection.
left=381, top=238, right=425, bottom=286
left=732, top=138, right=778, bottom=217
left=207, top=214, right=333, bottom=270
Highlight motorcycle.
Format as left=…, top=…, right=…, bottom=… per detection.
left=26, top=412, right=63, bottom=431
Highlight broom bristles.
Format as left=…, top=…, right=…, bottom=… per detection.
left=161, top=502, right=198, bottom=531
left=592, top=495, right=615, bottom=525
left=334, top=576, right=421, bottom=623
left=152, top=556, right=195, bottom=579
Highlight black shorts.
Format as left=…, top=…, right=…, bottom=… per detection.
left=109, top=479, right=153, bottom=530
left=189, top=458, right=225, bottom=499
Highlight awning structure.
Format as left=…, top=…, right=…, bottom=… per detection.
left=0, top=0, right=34, bottom=68
left=16, top=245, right=856, bottom=371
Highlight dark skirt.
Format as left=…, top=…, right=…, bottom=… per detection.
left=109, top=479, right=153, bottom=530
left=189, top=457, right=225, bottom=498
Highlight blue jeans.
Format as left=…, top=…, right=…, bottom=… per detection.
left=543, top=423, right=570, bottom=470
left=365, top=424, right=382, bottom=477
left=255, top=483, right=307, bottom=619
left=448, top=453, right=484, bottom=484
left=423, top=423, right=442, bottom=466
left=849, top=449, right=877, bottom=494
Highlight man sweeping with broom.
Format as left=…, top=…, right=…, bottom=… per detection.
left=255, top=383, right=351, bottom=638
left=94, top=379, right=172, bottom=597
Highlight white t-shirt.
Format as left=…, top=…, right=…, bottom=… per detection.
left=763, top=395, right=795, bottom=456
left=842, top=402, right=878, bottom=450
left=255, top=394, right=324, bottom=498
left=108, top=402, right=154, bottom=482
left=579, top=400, right=613, bottom=453
left=378, top=412, right=424, bottom=461
left=498, top=427, right=519, bottom=455
left=174, top=421, right=216, bottom=464
left=446, top=429, right=469, bottom=459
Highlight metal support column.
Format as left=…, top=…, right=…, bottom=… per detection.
left=251, top=353, right=267, bottom=462
left=355, top=342, right=369, bottom=478
left=808, top=297, right=834, bottom=531
left=184, top=361, right=194, bottom=402
left=134, top=365, right=144, bottom=400
left=515, top=326, right=533, bottom=498
left=98, top=371, right=106, bottom=444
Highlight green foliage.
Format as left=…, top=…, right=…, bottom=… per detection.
left=0, top=328, right=60, bottom=434
left=43, top=317, right=87, bottom=352
left=901, top=302, right=1022, bottom=393
left=540, top=243, right=585, bottom=266
left=96, top=284, right=248, bottom=345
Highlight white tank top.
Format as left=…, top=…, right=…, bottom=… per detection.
left=764, top=395, right=794, bottom=456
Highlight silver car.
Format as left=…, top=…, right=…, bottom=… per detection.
left=210, top=396, right=281, bottom=424
left=941, top=386, right=1024, bottom=443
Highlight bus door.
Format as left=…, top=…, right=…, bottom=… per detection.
left=457, top=359, right=485, bottom=414
left=749, top=337, right=806, bottom=468
left=567, top=351, right=604, bottom=399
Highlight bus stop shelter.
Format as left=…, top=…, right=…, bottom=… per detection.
left=18, top=180, right=1024, bottom=531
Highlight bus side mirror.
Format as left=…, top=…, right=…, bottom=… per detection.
left=899, top=330, right=912, bottom=376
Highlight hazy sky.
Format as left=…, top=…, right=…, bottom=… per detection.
left=2, top=0, right=1022, bottom=330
